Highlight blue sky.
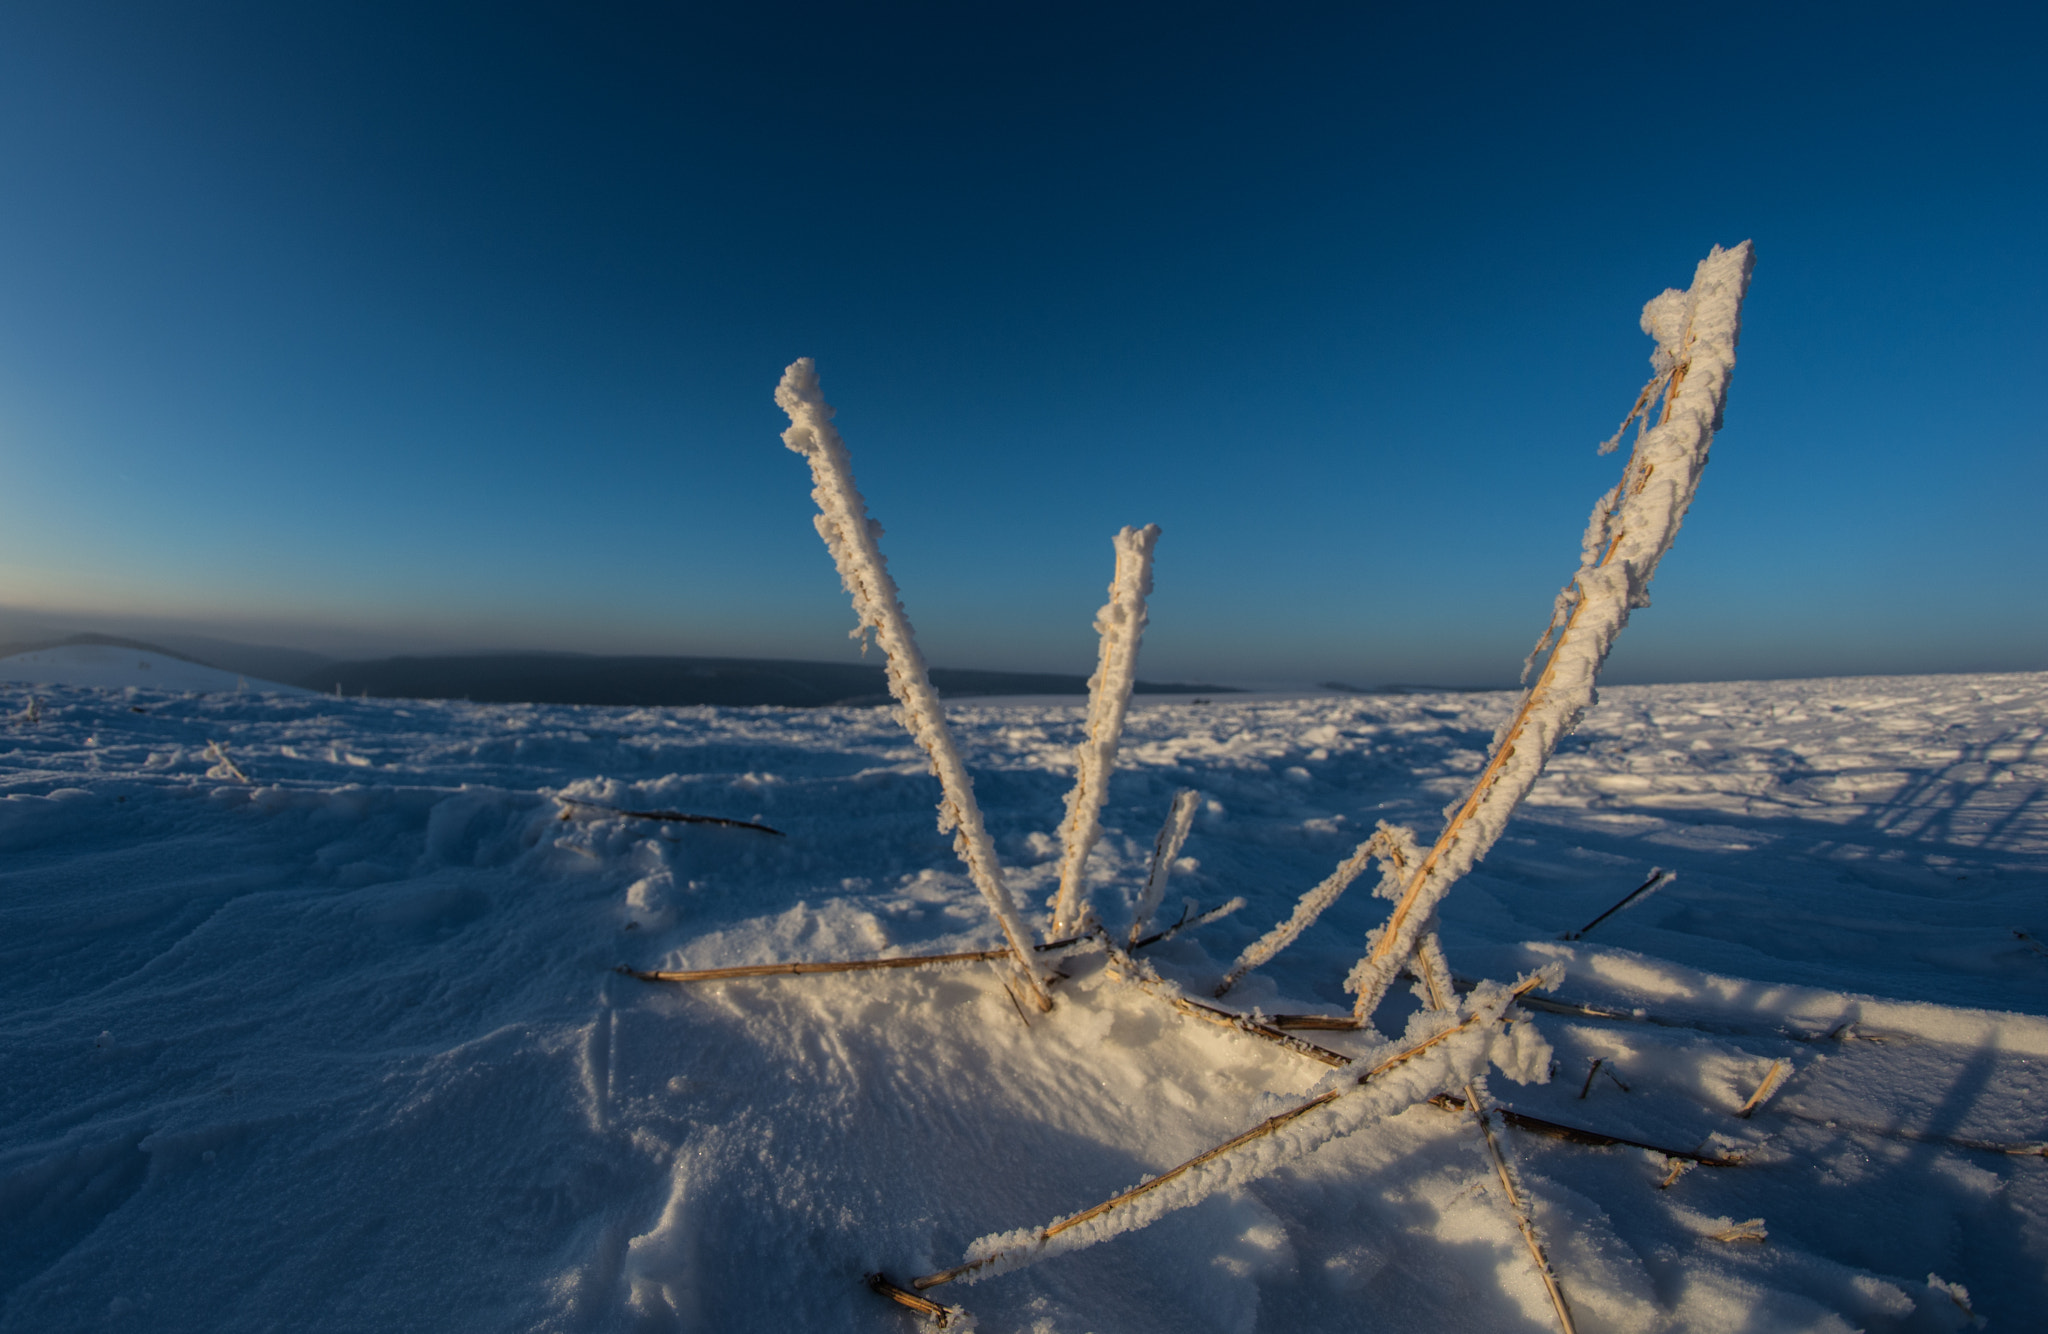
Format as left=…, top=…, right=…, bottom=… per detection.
left=0, top=2, right=2040, bottom=685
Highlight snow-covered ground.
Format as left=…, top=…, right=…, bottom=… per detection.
left=3, top=672, right=2043, bottom=1332
left=0, top=644, right=302, bottom=695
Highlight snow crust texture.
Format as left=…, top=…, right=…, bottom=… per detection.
left=2, top=669, right=2043, bottom=1331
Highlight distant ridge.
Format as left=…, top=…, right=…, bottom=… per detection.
left=304, top=653, right=1237, bottom=708
left=0, top=632, right=1236, bottom=707
left=1318, top=679, right=1502, bottom=696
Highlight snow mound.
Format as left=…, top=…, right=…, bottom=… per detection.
left=0, top=643, right=302, bottom=694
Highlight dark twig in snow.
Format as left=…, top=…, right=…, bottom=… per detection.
left=1562, top=868, right=1675, bottom=941
left=623, top=902, right=1241, bottom=987
left=866, top=1272, right=957, bottom=1325
left=1429, top=1096, right=1745, bottom=1166
left=556, top=796, right=784, bottom=836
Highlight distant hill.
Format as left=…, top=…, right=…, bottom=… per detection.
left=1318, top=679, right=1502, bottom=696
left=0, top=632, right=1237, bottom=707
left=297, top=653, right=1237, bottom=707
left=0, top=640, right=306, bottom=694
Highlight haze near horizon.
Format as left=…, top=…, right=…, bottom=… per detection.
left=0, top=3, right=2040, bottom=688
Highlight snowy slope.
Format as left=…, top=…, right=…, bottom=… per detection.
left=1, top=672, right=2042, bottom=1332
left=0, top=643, right=303, bottom=695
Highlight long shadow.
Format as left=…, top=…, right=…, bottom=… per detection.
left=1853, top=724, right=2048, bottom=855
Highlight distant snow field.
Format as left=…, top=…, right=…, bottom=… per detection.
left=0, top=644, right=302, bottom=695
left=2, top=672, right=2043, bottom=1331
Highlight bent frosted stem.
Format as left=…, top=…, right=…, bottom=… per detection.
left=1348, top=243, right=1755, bottom=1025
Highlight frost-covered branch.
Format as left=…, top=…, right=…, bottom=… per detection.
left=1348, top=242, right=1755, bottom=1024
left=1126, top=788, right=1200, bottom=948
left=775, top=358, right=1051, bottom=1010
left=1213, top=821, right=1416, bottom=997
left=1049, top=525, right=1161, bottom=938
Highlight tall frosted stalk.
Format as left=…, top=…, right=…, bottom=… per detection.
left=1348, top=242, right=1755, bottom=1024
left=775, top=358, right=1051, bottom=1010
left=1049, top=525, right=1161, bottom=938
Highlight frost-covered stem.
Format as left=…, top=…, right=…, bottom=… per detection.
left=1214, top=822, right=1416, bottom=997
left=1049, top=525, right=1162, bottom=938
left=1413, top=934, right=1577, bottom=1334
left=1102, top=948, right=1355, bottom=1067
left=1127, top=788, right=1200, bottom=948
left=1348, top=243, right=1754, bottom=1024
left=204, top=740, right=249, bottom=784
left=912, top=981, right=1533, bottom=1292
left=1736, top=1059, right=1791, bottom=1118
left=775, top=358, right=1050, bottom=1010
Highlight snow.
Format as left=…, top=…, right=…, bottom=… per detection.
left=2, top=669, right=2044, bottom=1331
left=0, top=644, right=303, bottom=695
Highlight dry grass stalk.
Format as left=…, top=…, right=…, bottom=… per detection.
left=777, top=359, right=1050, bottom=1009
left=1658, top=1158, right=1696, bottom=1190
left=1127, top=789, right=1201, bottom=948
left=1132, top=895, right=1244, bottom=950
left=624, top=902, right=1243, bottom=989
left=1412, top=933, right=1578, bottom=1334
left=619, top=949, right=1023, bottom=984
left=1707, top=1218, right=1768, bottom=1244
left=1429, top=1095, right=1743, bottom=1166
left=1146, top=984, right=1354, bottom=1068
left=1050, top=525, right=1162, bottom=939
left=1562, top=868, right=1673, bottom=941
left=866, top=1272, right=957, bottom=1324
left=1268, top=1013, right=1365, bottom=1031
left=1098, top=938, right=1354, bottom=1067
left=911, top=991, right=1529, bottom=1292
left=554, top=796, right=785, bottom=835
left=1346, top=243, right=1755, bottom=1026
left=1574, top=1057, right=1631, bottom=1098
left=1213, top=822, right=1415, bottom=997
left=1736, top=1059, right=1791, bottom=1118
left=204, top=740, right=249, bottom=784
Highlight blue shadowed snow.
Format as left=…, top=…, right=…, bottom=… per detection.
left=2, top=673, right=2043, bottom=1330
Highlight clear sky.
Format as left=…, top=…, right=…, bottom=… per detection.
left=0, top=2, right=2040, bottom=686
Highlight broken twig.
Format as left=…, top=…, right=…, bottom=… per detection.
left=1429, top=1096, right=1743, bottom=1166
left=626, top=901, right=1243, bottom=988
left=1127, top=789, right=1201, bottom=948
left=556, top=796, right=784, bottom=836
left=1562, top=868, right=1674, bottom=941
left=866, top=1272, right=956, bottom=1325
left=1735, top=1059, right=1791, bottom=1118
